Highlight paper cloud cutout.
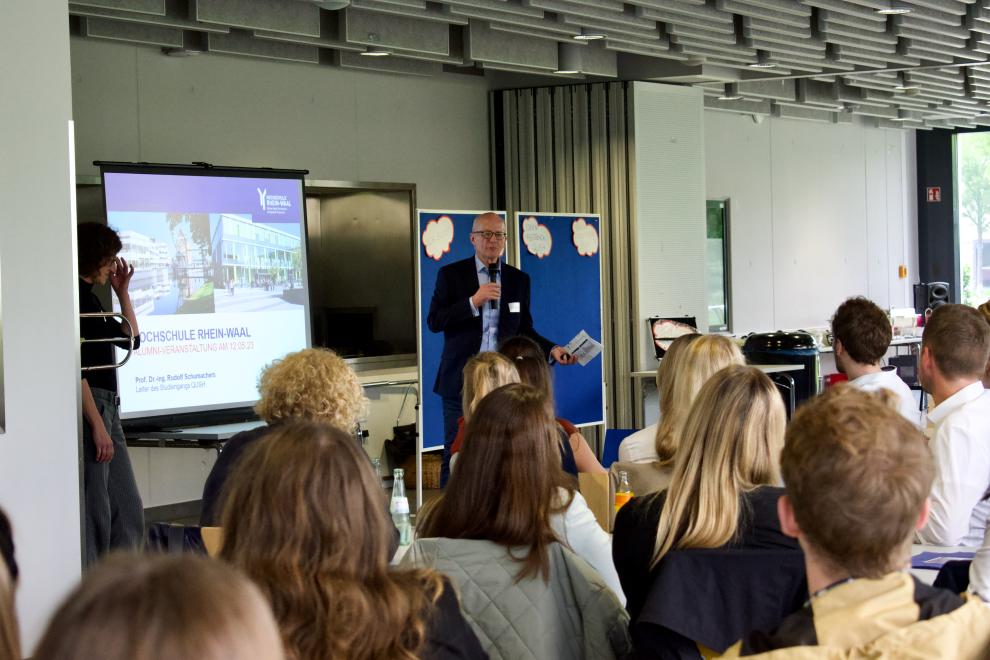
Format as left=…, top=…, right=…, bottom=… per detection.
left=572, top=218, right=599, bottom=257
left=422, top=216, right=454, bottom=261
left=522, top=217, right=552, bottom=259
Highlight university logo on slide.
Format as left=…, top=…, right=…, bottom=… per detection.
left=257, top=187, right=291, bottom=216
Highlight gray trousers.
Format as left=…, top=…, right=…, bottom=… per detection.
left=82, top=388, right=144, bottom=566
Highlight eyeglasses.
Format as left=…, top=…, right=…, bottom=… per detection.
left=472, top=231, right=508, bottom=241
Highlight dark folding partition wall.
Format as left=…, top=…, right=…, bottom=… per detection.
left=490, top=82, right=637, bottom=429
left=915, top=129, right=960, bottom=301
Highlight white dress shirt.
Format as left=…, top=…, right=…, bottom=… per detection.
left=970, top=524, right=990, bottom=601
left=849, top=367, right=922, bottom=428
left=549, top=488, right=626, bottom=605
left=917, top=382, right=990, bottom=547
left=617, top=422, right=660, bottom=464
left=468, top=256, right=500, bottom=352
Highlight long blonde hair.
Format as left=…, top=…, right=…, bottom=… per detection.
left=33, top=554, right=283, bottom=660
left=651, top=365, right=785, bottom=566
left=654, top=332, right=701, bottom=421
left=220, top=420, right=444, bottom=660
left=654, top=334, right=744, bottom=465
left=461, top=352, right=519, bottom=420
left=0, top=562, right=17, bottom=660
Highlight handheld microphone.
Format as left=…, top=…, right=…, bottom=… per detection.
left=488, top=263, right=499, bottom=310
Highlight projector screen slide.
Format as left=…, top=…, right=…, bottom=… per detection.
left=100, top=167, right=310, bottom=420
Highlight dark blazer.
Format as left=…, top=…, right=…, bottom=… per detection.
left=427, top=256, right=554, bottom=398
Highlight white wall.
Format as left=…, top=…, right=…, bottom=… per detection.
left=631, top=82, right=708, bottom=372
left=0, top=3, right=83, bottom=652
left=705, top=111, right=917, bottom=333
left=69, top=37, right=492, bottom=209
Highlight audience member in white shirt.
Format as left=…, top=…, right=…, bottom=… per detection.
left=549, top=487, right=625, bottom=604
left=970, top=523, right=990, bottom=601
left=915, top=304, right=990, bottom=547
left=618, top=333, right=699, bottom=464
left=830, top=296, right=921, bottom=426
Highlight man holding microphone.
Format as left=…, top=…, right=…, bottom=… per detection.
left=427, top=212, right=575, bottom=485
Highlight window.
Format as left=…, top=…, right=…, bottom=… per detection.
left=957, top=132, right=990, bottom=304
left=706, top=200, right=732, bottom=332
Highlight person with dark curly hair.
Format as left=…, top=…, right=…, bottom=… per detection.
left=77, top=222, right=144, bottom=565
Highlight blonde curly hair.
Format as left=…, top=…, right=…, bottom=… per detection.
left=254, top=348, right=365, bottom=430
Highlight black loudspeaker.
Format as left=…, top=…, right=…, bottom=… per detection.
left=914, top=282, right=951, bottom=317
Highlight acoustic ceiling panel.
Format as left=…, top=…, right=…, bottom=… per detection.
left=344, top=7, right=450, bottom=54
left=208, top=29, right=320, bottom=63
left=351, top=0, right=469, bottom=24
left=195, top=0, right=320, bottom=37
left=82, top=16, right=184, bottom=47
left=71, top=0, right=165, bottom=15
left=68, top=4, right=233, bottom=33
left=339, top=50, right=443, bottom=75
left=64, top=0, right=990, bottom=127
left=467, top=20, right=558, bottom=69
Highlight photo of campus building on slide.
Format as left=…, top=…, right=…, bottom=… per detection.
left=112, top=212, right=215, bottom=316
left=109, top=211, right=305, bottom=315
left=210, top=213, right=305, bottom=313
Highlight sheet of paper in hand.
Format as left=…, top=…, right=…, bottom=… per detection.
left=564, top=330, right=603, bottom=367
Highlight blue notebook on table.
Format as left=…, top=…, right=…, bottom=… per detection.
left=911, top=551, right=975, bottom=570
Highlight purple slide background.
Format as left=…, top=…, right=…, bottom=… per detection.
left=104, top=173, right=303, bottom=223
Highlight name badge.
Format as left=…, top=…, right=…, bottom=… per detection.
left=509, top=302, right=521, bottom=313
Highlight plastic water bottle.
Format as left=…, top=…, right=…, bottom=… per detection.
left=615, top=470, right=634, bottom=513
left=371, top=457, right=383, bottom=487
left=390, top=468, right=412, bottom=546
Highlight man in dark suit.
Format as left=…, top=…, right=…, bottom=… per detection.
left=427, top=212, right=575, bottom=485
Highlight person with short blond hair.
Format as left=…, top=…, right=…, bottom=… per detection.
left=724, top=385, right=990, bottom=657
left=200, top=347, right=366, bottom=526
left=33, top=554, right=284, bottom=660
left=253, top=347, right=366, bottom=429
left=830, top=296, right=919, bottom=425
left=915, top=304, right=990, bottom=546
